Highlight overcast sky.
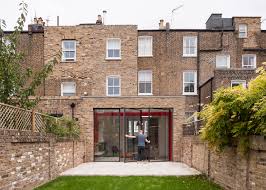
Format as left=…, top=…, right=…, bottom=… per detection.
left=1, top=0, right=266, bottom=30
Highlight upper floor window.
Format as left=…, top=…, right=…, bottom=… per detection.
left=106, top=76, right=121, bottom=96
left=106, top=38, right=121, bottom=59
left=231, top=80, right=247, bottom=88
left=138, top=36, right=153, bottom=57
left=216, top=55, right=230, bottom=68
left=239, top=24, right=248, bottom=38
left=62, top=40, right=76, bottom=62
left=138, top=70, right=152, bottom=95
left=183, top=36, right=197, bottom=57
left=242, top=54, right=256, bottom=69
left=183, top=71, right=197, bottom=95
left=61, top=82, right=76, bottom=96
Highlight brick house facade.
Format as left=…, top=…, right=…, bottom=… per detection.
left=5, top=14, right=266, bottom=162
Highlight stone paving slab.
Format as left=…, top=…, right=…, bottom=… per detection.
left=61, top=162, right=201, bottom=176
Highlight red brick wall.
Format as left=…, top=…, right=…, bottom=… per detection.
left=0, top=130, right=85, bottom=190
left=181, top=136, right=266, bottom=190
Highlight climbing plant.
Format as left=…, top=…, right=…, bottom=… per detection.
left=200, top=64, right=266, bottom=153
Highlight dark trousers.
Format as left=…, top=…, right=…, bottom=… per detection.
left=137, top=146, right=145, bottom=161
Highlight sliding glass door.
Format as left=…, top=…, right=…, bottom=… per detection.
left=94, top=108, right=172, bottom=162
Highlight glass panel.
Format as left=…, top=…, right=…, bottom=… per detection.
left=62, top=82, right=75, bottom=94
left=139, top=83, right=145, bottom=93
left=146, top=83, right=152, bottom=93
left=113, top=77, right=119, bottom=86
left=108, top=87, right=113, bottom=95
left=243, top=56, right=249, bottom=65
left=184, top=72, right=194, bottom=82
left=63, top=41, right=75, bottom=50
left=94, top=109, right=120, bottom=162
left=113, top=87, right=120, bottom=95
left=108, top=78, right=113, bottom=86
left=113, top=49, right=120, bottom=58
left=138, top=72, right=145, bottom=82
left=190, top=48, right=195, bottom=55
left=108, top=39, right=120, bottom=49
left=123, top=108, right=170, bottom=162
left=184, top=83, right=194, bottom=93
left=190, top=38, right=196, bottom=46
left=94, top=108, right=172, bottom=162
left=145, top=72, right=152, bottom=82
left=108, top=49, right=114, bottom=57
left=185, top=38, right=190, bottom=47
left=216, top=55, right=228, bottom=67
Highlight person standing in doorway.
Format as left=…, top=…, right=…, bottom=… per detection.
left=125, top=128, right=150, bottom=161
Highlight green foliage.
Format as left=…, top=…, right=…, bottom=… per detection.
left=46, top=117, right=80, bottom=138
left=200, top=65, right=266, bottom=153
left=0, top=1, right=57, bottom=109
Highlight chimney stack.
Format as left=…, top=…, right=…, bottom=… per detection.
left=96, top=15, right=103, bottom=25
left=28, top=16, right=45, bottom=34
left=159, top=19, right=165, bottom=29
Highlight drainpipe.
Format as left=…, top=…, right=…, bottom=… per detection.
left=197, top=32, right=200, bottom=113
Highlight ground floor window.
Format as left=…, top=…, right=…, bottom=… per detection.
left=94, top=108, right=172, bottom=162
left=231, top=80, right=247, bottom=88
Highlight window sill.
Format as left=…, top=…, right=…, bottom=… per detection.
left=105, top=57, right=122, bottom=61
left=215, top=67, right=230, bottom=69
left=182, top=93, right=198, bottom=96
left=138, top=55, right=153, bottom=58
left=61, top=61, right=77, bottom=64
left=106, top=94, right=121, bottom=97
left=241, top=67, right=256, bottom=70
left=182, top=55, right=197, bottom=58
left=138, top=93, right=153, bottom=96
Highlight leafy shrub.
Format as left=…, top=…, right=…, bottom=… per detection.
left=45, top=116, right=80, bottom=138
left=200, top=65, right=266, bottom=153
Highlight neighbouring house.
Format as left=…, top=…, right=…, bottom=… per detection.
left=5, top=13, right=266, bottom=162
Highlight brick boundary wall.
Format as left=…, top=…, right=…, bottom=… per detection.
left=0, top=130, right=86, bottom=190
left=181, top=136, right=266, bottom=190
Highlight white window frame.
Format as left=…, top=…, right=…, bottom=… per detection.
left=138, top=36, right=153, bottom=57
left=138, top=70, right=152, bottom=95
left=183, top=36, right=197, bottom=57
left=61, top=82, right=76, bottom=96
left=242, top=54, right=256, bottom=69
left=231, top=80, right=247, bottom=88
left=106, top=38, right=121, bottom=60
left=61, top=40, right=76, bottom=62
left=216, top=55, right=230, bottom=68
left=106, top=75, right=121, bottom=96
left=183, top=71, right=197, bottom=95
left=239, top=24, right=248, bottom=38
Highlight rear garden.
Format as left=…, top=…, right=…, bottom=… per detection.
left=35, top=176, right=222, bottom=190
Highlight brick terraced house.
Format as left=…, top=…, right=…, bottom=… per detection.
left=6, top=14, right=266, bottom=162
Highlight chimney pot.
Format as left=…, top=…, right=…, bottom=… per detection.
left=166, top=22, right=170, bottom=31
left=159, top=19, right=165, bottom=29
left=96, top=15, right=103, bottom=24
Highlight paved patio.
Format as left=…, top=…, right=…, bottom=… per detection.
left=61, top=162, right=201, bottom=176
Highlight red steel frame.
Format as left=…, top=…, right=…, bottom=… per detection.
left=93, top=109, right=173, bottom=161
